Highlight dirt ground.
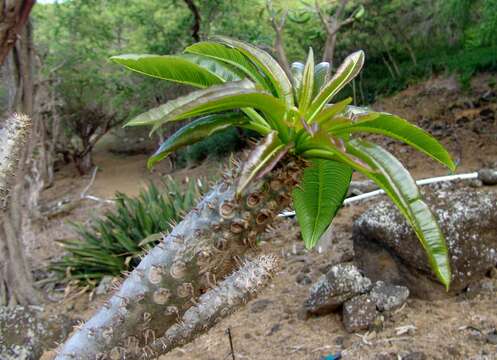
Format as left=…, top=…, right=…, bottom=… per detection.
left=37, top=73, right=497, bottom=359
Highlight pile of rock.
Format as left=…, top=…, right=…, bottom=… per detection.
left=0, top=305, right=73, bottom=360
left=303, top=263, right=409, bottom=332
left=353, top=186, right=497, bottom=299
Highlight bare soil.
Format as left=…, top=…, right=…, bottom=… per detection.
left=38, top=74, right=497, bottom=360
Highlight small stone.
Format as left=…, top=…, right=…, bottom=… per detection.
left=374, top=352, right=398, bottom=360
left=486, top=331, right=497, bottom=345
left=95, top=276, right=114, bottom=295
left=266, top=323, right=281, bottom=336
left=468, top=179, right=483, bottom=188
left=296, top=273, right=312, bottom=285
left=478, top=168, right=497, bottom=185
left=403, top=351, right=427, bottom=360
left=342, top=294, right=378, bottom=333
left=304, top=263, right=372, bottom=315
left=370, top=281, right=410, bottom=311
left=489, top=267, right=497, bottom=279
left=250, top=299, right=272, bottom=313
left=334, top=336, right=345, bottom=346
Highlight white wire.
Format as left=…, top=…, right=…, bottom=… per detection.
left=279, top=172, right=479, bottom=218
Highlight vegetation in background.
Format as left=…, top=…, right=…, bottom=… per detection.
left=50, top=177, right=208, bottom=284
left=29, top=0, right=497, bottom=173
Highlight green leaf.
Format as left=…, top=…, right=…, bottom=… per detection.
left=313, top=62, right=330, bottom=96
left=293, top=159, right=352, bottom=249
left=348, top=139, right=451, bottom=289
left=148, top=113, right=248, bottom=168
left=314, top=97, right=352, bottom=125
left=308, top=50, right=365, bottom=122
left=215, top=36, right=294, bottom=107
left=185, top=41, right=271, bottom=89
left=110, top=54, right=224, bottom=88
left=180, top=53, right=244, bottom=82
left=236, top=132, right=288, bottom=195
left=328, top=112, right=456, bottom=171
left=291, top=62, right=304, bottom=99
left=299, top=48, right=315, bottom=113
left=126, top=79, right=286, bottom=131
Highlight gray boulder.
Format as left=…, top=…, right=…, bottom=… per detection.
left=354, top=187, right=497, bottom=298
left=304, top=263, right=372, bottom=315
left=342, top=294, right=378, bottom=333
left=370, top=281, right=409, bottom=311
left=0, top=305, right=74, bottom=360
left=478, top=168, right=497, bottom=185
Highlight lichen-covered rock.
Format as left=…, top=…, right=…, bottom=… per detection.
left=478, top=168, right=497, bottom=185
left=304, top=263, right=372, bottom=315
left=342, top=294, right=378, bottom=333
left=0, top=306, right=73, bottom=360
left=354, top=187, right=497, bottom=298
left=370, top=281, right=409, bottom=311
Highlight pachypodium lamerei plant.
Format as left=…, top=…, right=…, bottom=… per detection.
left=57, top=38, right=454, bottom=359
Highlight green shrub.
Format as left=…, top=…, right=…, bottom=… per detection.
left=50, top=177, right=208, bottom=284
left=175, top=127, right=258, bottom=167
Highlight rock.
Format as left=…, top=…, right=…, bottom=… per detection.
left=403, top=352, right=427, bottom=360
left=250, top=299, right=272, bottom=313
left=95, top=275, right=114, bottom=295
left=266, top=323, right=281, bottom=336
left=304, top=263, right=372, bottom=315
left=354, top=188, right=497, bottom=298
left=0, top=306, right=74, bottom=360
left=486, top=331, right=497, bottom=345
left=296, top=273, right=312, bottom=285
left=342, top=294, right=378, bottom=333
left=468, top=179, right=483, bottom=188
left=374, top=352, right=398, bottom=360
left=370, top=281, right=410, bottom=311
left=478, top=168, right=497, bottom=185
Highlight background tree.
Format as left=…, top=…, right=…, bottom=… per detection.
left=0, top=0, right=42, bottom=306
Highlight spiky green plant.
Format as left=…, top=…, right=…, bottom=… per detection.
left=57, top=38, right=454, bottom=359
left=51, top=178, right=207, bottom=284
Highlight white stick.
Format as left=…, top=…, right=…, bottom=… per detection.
left=279, top=172, right=479, bottom=218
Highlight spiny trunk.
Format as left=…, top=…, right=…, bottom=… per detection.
left=146, top=254, right=279, bottom=358
left=57, top=157, right=303, bottom=359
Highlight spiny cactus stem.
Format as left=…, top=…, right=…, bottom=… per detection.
left=124, top=254, right=280, bottom=359
left=0, top=113, right=31, bottom=210
left=56, top=158, right=303, bottom=359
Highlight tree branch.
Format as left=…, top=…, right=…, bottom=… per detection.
left=266, top=0, right=292, bottom=80
left=183, top=0, right=201, bottom=42
left=0, top=0, right=36, bottom=65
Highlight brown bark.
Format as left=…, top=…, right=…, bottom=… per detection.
left=0, top=19, right=43, bottom=306
left=0, top=0, right=36, bottom=66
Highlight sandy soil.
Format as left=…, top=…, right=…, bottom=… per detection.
left=37, top=73, right=497, bottom=360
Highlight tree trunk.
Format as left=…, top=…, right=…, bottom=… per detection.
left=0, top=0, right=35, bottom=66
left=322, top=32, right=337, bottom=67
left=57, top=157, right=303, bottom=359
left=73, top=149, right=94, bottom=176
left=0, top=20, right=42, bottom=306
